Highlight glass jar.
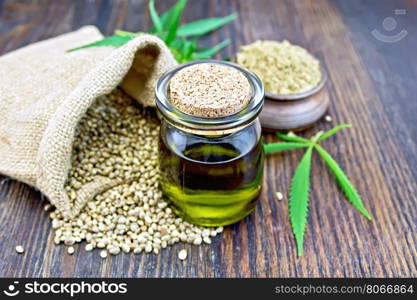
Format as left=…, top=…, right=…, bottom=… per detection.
left=155, top=60, right=264, bottom=226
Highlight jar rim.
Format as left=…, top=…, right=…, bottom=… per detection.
left=155, top=60, right=264, bottom=133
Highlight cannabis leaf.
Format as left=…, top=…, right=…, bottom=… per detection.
left=149, top=0, right=183, bottom=33
left=149, top=0, right=163, bottom=33
left=193, top=39, right=231, bottom=60
left=114, top=30, right=140, bottom=38
left=176, top=13, right=237, bottom=37
left=314, top=144, right=372, bottom=220
left=318, top=124, right=352, bottom=141
left=69, top=0, right=237, bottom=62
left=289, top=146, right=313, bottom=256
left=276, top=132, right=310, bottom=143
left=67, top=35, right=134, bottom=52
left=264, top=124, right=372, bottom=256
left=264, top=142, right=307, bottom=154
left=162, top=0, right=187, bottom=46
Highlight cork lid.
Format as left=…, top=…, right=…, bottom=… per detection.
left=169, top=63, right=252, bottom=118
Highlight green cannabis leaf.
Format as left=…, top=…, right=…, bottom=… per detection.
left=193, top=39, right=231, bottom=60
left=176, top=13, right=237, bottom=37
left=113, top=30, right=140, bottom=38
left=264, top=142, right=308, bottom=154
left=149, top=0, right=183, bottom=33
left=162, top=0, right=187, bottom=46
left=276, top=132, right=310, bottom=143
left=149, top=0, right=163, bottom=33
left=263, top=124, right=372, bottom=256
left=318, top=124, right=352, bottom=141
left=289, top=146, right=313, bottom=256
left=68, top=0, right=237, bottom=62
left=314, top=144, right=372, bottom=220
left=67, top=35, right=134, bottom=52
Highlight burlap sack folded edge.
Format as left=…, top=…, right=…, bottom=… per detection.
left=3, top=28, right=177, bottom=218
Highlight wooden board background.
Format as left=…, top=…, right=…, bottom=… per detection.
left=0, top=0, right=416, bottom=278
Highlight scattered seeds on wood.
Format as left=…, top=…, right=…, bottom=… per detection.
left=178, top=249, right=187, bottom=260
left=15, top=245, right=24, bottom=254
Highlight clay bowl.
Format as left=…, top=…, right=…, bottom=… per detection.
left=260, top=67, right=329, bottom=132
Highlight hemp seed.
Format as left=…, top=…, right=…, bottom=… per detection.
left=178, top=249, right=187, bottom=260
left=100, top=250, right=108, bottom=259
left=15, top=245, right=24, bottom=254
left=193, top=236, right=202, bottom=245
left=85, top=244, right=93, bottom=251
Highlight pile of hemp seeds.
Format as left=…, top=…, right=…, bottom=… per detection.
left=47, top=89, right=223, bottom=259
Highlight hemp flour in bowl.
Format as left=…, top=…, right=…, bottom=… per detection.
left=236, top=40, right=324, bottom=100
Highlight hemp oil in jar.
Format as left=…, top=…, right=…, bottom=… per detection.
left=155, top=60, right=264, bottom=226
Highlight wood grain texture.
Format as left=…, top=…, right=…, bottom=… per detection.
left=0, top=0, right=416, bottom=278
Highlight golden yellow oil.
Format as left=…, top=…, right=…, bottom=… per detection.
left=159, top=131, right=264, bottom=226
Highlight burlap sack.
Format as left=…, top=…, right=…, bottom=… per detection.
left=0, top=26, right=177, bottom=218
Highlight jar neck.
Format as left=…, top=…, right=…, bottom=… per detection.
left=155, top=60, right=264, bottom=137
left=161, top=116, right=261, bottom=136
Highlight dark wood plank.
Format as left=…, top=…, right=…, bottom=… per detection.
left=0, top=0, right=416, bottom=278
